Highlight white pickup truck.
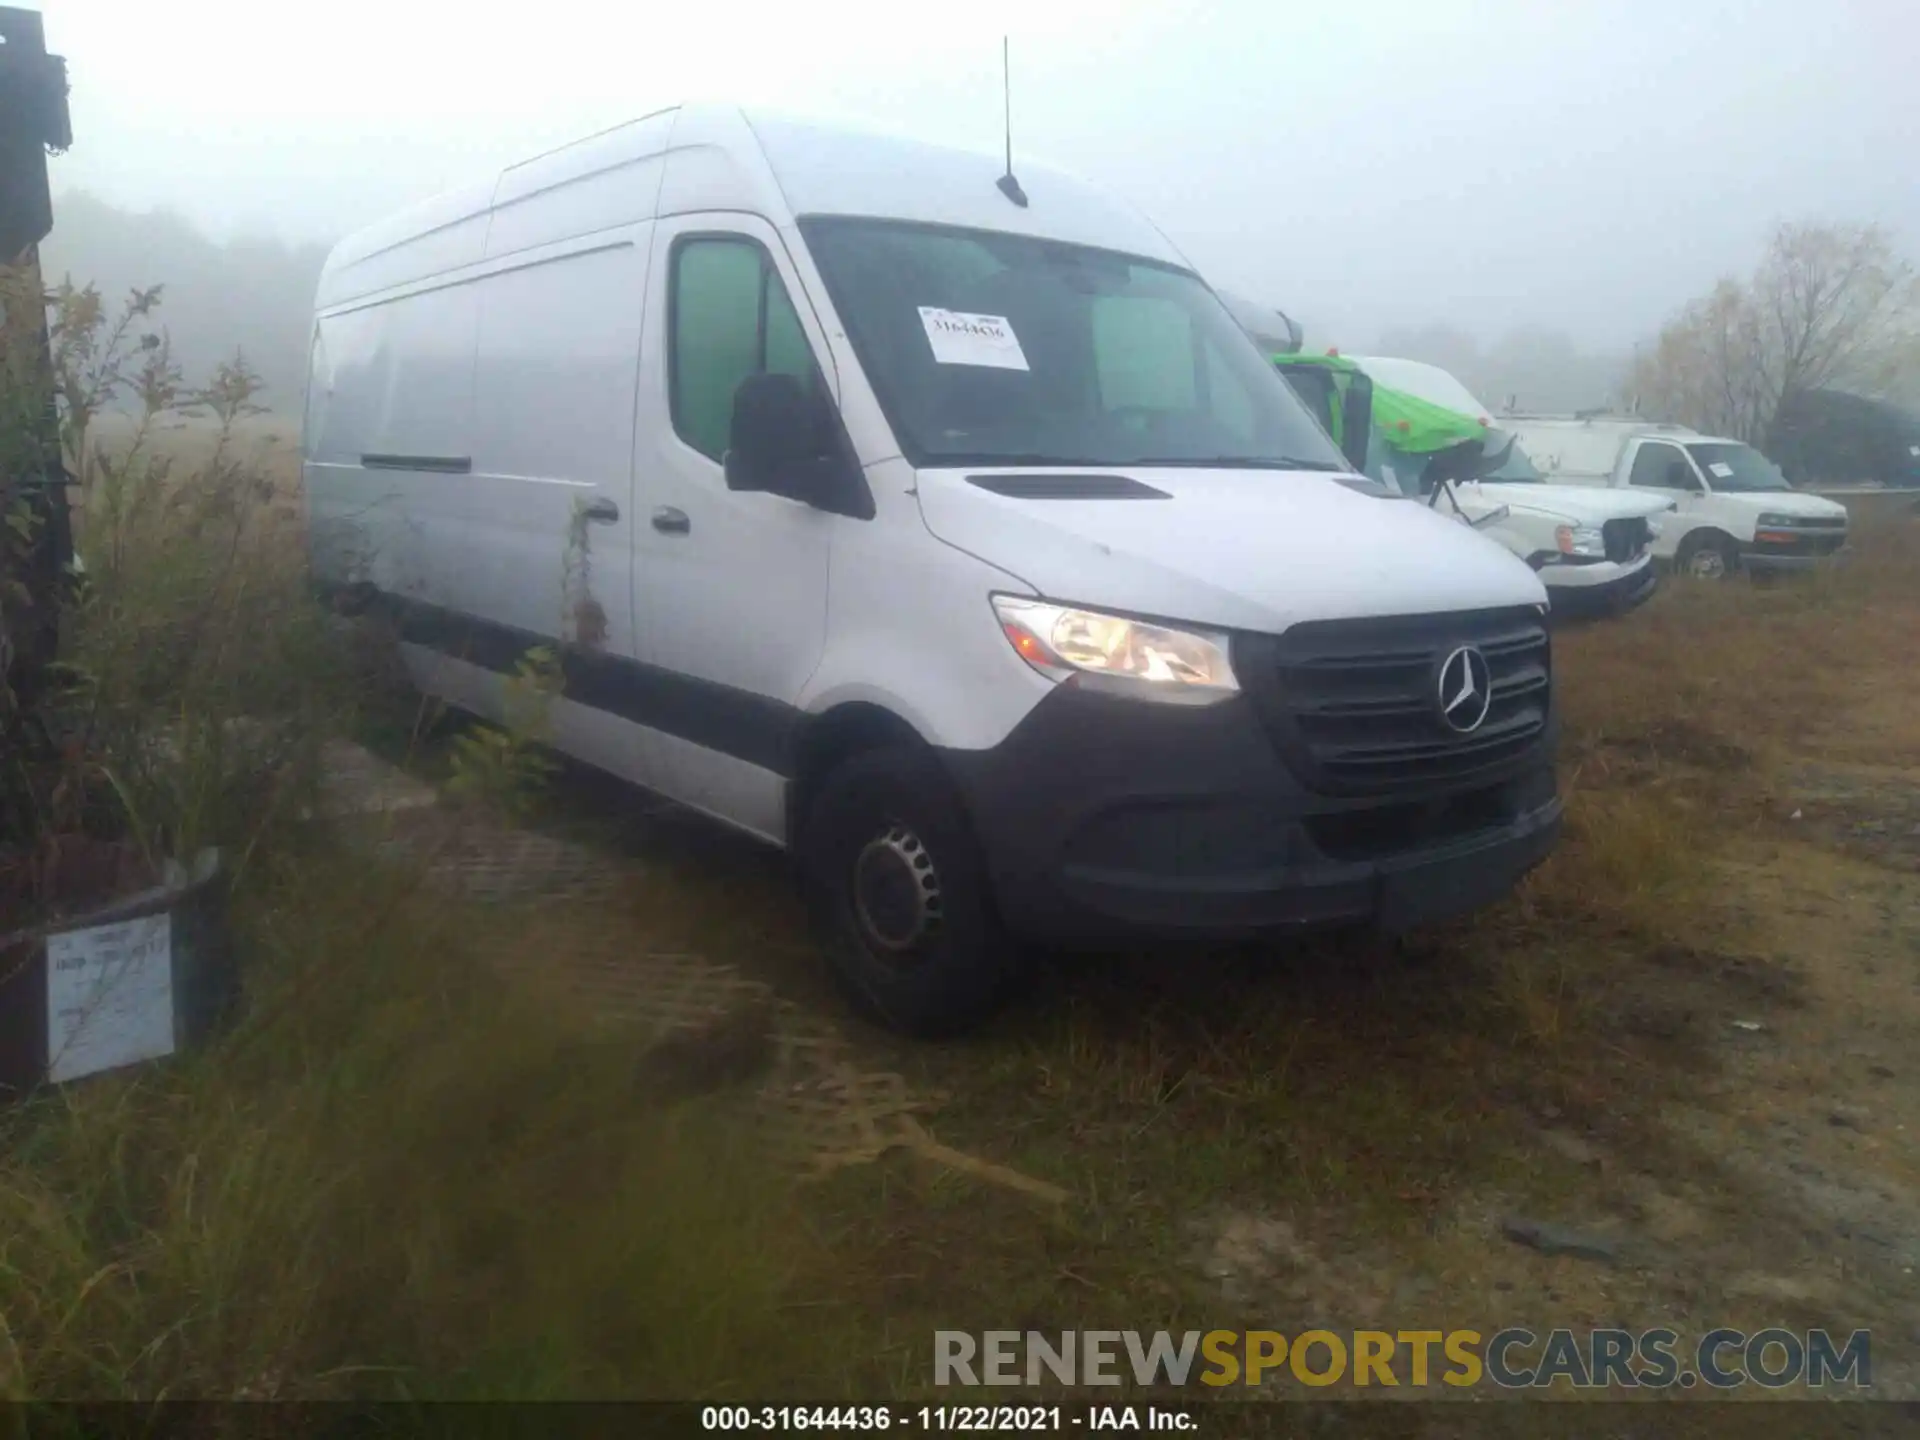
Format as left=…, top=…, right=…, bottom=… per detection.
left=1500, top=415, right=1851, bottom=579
left=1343, top=357, right=1675, bottom=619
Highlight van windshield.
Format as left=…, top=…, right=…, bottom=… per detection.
left=1482, top=437, right=1545, bottom=483
left=1686, top=442, right=1791, bottom=492
left=798, top=217, right=1346, bottom=472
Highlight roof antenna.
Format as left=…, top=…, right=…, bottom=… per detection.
left=996, top=37, right=1029, bottom=208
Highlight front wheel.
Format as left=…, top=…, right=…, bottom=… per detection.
left=799, top=746, right=1019, bottom=1038
left=1677, top=532, right=1738, bottom=580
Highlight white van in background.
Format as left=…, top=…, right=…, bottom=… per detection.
left=303, top=104, right=1563, bottom=1036
left=1502, top=415, right=1851, bottom=579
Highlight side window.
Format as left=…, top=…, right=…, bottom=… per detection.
left=1629, top=441, right=1689, bottom=489
left=671, top=237, right=819, bottom=462
left=764, top=282, right=812, bottom=380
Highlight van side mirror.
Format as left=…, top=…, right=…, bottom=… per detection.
left=724, top=373, right=872, bottom=519
left=1476, top=434, right=1516, bottom=477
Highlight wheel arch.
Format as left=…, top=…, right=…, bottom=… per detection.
left=1673, top=525, right=1741, bottom=567
left=786, top=700, right=934, bottom=849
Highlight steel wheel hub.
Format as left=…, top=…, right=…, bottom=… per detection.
left=852, top=824, right=943, bottom=956
left=1688, top=548, right=1727, bottom=579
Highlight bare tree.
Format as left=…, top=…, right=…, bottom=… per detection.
left=1626, top=222, right=1920, bottom=445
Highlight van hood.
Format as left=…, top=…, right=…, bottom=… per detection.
left=914, top=466, right=1548, bottom=634
left=1469, top=481, right=1673, bottom=524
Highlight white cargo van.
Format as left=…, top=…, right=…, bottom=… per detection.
left=303, top=104, right=1563, bottom=1035
left=1502, top=415, right=1850, bottom=579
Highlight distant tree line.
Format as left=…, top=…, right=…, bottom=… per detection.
left=39, top=191, right=325, bottom=414
left=1365, top=323, right=1629, bottom=416
left=1625, top=222, right=1920, bottom=451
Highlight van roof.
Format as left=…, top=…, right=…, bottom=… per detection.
left=1498, top=414, right=1699, bottom=435
left=319, top=103, right=1187, bottom=308
left=1503, top=417, right=1747, bottom=449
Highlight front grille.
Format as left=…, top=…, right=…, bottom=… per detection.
left=1237, top=606, right=1551, bottom=795
left=1601, top=516, right=1650, bottom=562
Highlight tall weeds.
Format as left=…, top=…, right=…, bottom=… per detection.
left=0, top=287, right=836, bottom=1401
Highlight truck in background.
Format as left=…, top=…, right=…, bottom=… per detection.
left=1770, top=388, right=1920, bottom=491
left=1270, top=351, right=1672, bottom=620
left=1501, top=414, right=1851, bottom=580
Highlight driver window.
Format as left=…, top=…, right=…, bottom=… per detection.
left=1629, top=442, right=1694, bottom=490
left=671, top=236, right=820, bottom=463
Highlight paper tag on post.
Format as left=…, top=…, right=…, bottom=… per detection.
left=46, top=912, right=176, bottom=1084
left=918, top=307, right=1030, bottom=371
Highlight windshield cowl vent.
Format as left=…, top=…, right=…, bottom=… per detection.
left=967, top=474, right=1171, bottom=500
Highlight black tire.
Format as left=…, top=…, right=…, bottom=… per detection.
left=1676, top=531, right=1739, bottom=581
left=798, top=745, right=1017, bottom=1038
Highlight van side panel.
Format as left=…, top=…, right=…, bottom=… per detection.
left=463, top=233, right=651, bottom=643
left=448, top=228, right=657, bottom=786
left=1505, top=425, right=1624, bottom=484
left=305, top=280, right=480, bottom=606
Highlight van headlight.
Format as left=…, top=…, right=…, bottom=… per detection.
left=1756, top=512, right=1797, bottom=528
left=1555, top=524, right=1607, bottom=558
left=992, top=596, right=1238, bottom=704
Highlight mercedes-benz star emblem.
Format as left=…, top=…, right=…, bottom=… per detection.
left=1436, top=646, right=1494, bottom=734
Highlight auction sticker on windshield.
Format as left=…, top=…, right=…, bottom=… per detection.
left=1709, top=462, right=1735, bottom=478
left=918, top=307, right=1030, bottom=371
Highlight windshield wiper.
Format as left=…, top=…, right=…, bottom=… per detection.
left=1115, top=455, right=1346, bottom=472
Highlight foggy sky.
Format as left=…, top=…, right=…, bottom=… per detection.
left=33, top=0, right=1920, bottom=351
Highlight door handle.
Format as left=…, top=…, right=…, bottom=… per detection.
left=580, top=497, right=620, bottom=524
left=651, top=506, right=691, bottom=536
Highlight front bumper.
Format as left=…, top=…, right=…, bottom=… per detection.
left=941, top=683, right=1561, bottom=947
left=1545, top=558, right=1658, bottom=619
left=1740, top=540, right=1851, bottom=573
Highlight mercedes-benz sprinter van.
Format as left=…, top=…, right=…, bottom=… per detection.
left=303, top=104, right=1563, bottom=1035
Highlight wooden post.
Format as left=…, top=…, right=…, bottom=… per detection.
left=0, top=6, right=72, bottom=715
